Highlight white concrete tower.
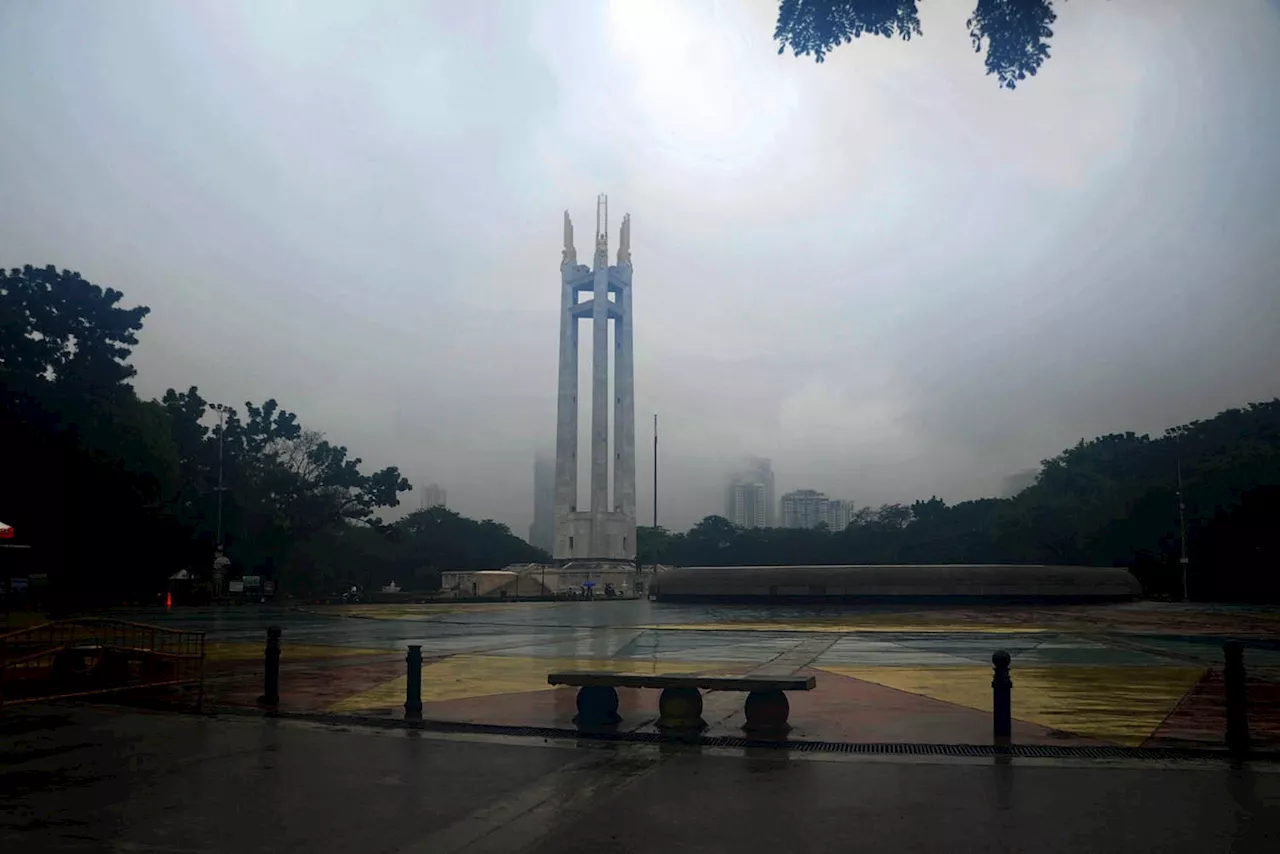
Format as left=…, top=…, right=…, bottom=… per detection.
left=553, top=195, right=636, bottom=561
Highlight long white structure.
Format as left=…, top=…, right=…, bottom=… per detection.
left=553, top=195, right=636, bottom=561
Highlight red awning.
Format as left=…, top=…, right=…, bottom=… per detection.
left=0, top=521, right=13, bottom=539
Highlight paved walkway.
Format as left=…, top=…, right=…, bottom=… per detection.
left=167, top=599, right=1280, bottom=752
left=161, top=601, right=1280, bottom=751
left=3, top=706, right=1279, bottom=853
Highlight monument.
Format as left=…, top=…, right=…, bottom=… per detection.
left=553, top=195, right=636, bottom=561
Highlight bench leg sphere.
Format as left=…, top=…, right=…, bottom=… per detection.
left=743, top=690, right=791, bottom=735
left=575, top=685, right=621, bottom=726
left=658, top=686, right=706, bottom=731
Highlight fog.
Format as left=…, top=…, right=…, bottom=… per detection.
left=2, top=0, right=1279, bottom=535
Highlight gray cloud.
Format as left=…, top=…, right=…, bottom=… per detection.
left=2, top=0, right=1278, bottom=533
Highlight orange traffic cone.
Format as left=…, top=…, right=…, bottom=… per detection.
left=166, top=591, right=172, bottom=609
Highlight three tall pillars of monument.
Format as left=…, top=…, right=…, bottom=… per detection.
left=553, top=195, right=636, bottom=561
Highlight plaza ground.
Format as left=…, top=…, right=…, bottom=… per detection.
left=163, top=599, right=1280, bottom=750
left=3, top=705, right=1279, bottom=853
left=5, top=601, right=1280, bottom=852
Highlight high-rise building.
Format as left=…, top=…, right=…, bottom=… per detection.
left=529, top=453, right=555, bottom=553
left=725, top=458, right=775, bottom=528
left=728, top=481, right=767, bottom=528
left=825, top=499, right=854, bottom=532
left=780, top=489, right=830, bottom=529
left=553, top=196, right=636, bottom=560
left=420, top=483, right=447, bottom=510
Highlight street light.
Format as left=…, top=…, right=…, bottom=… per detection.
left=213, top=404, right=227, bottom=549
left=1177, top=457, right=1190, bottom=603
left=212, top=404, right=229, bottom=597
left=653, top=413, right=658, bottom=529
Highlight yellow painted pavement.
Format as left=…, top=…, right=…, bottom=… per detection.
left=0, top=612, right=52, bottom=632
left=327, top=654, right=741, bottom=712
left=816, top=664, right=1207, bottom=746
left=302, top=604, right=508, bottom=621
left=206, top=641, right=393, bottom=662
left=644, top=622, right=1049, bottom=634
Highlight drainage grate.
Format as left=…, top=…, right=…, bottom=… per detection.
left=393, top=718, right=1269, bottom=762
left=207, top=706, right=1275, bottom=763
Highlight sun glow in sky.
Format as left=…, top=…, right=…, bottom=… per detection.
left=604, top=0, right=801, bottom=172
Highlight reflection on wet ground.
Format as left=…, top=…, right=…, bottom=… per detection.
left=7, top=705, right=1278, bottom=854
left=116, top=600, right=1280, bottom=749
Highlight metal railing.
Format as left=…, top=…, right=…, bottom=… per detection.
left=0, top=617, right=205, bottom=711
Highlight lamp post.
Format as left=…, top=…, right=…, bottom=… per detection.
left=1177, top=457, right=1189, bottom=603
left=214, top=404, right=226, bottom=548
left=212, top=404, right=228, bottom=598
left=653, top=413, right=658, bottom=529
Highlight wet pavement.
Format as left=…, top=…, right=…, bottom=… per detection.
left=3, top=705, right=1279, bottom=853
left=111, top=599, right=1280, bottom=644
left=3, top=602, right=1266, bottom=749
left=120, top=600, right=1280, bottom=751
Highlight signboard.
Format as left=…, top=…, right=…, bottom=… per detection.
left=228, top=580, right=244, bottom=593
left=263, top=581, right=275, bottom=596
left=10, top=577, right=29, bottom=592
left=242, top=575, right=262, bottom=590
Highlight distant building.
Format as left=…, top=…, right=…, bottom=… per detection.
left=728, top=480, right=768, bottom=528
left=529, top=454, right=555, bottom=553
left=780, top=489, right=830, bottom=529
left=825, top=499, right=854, bottom=532
left=420, top=483, right=447, bottom=510
left=726, top=458, right=775, bottom=528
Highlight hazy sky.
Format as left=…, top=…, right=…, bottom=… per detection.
left=3, top=0, right=1279, bottom=535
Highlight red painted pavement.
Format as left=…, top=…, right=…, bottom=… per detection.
left=208, top=658, right=405, bottom=712
left=200, top=652, right=1280, bottom=751
left=1145, top=667, right=1280, bottom=750
left=411, top=667, right=1109, bottom=745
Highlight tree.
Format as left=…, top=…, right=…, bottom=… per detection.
left=637, top=525, right=678, bottom=566
left=0, top=266, right=191, bottom=608
left=9, top=263, right=1279, bottom=604
left=911, top=496, right=948, bottom=524
left=646, top=398, right=1280, bottom=601
left=245, top=418, right=411, bottom=529
left=774, top=0, right=1060, bottom=89
left=1, top=264, right=151, bottom=434
left=290, top=521, right=411, bottom=597
left=394, top=506, right=549, bottom=575
left=682, top=515, right=741, bottom=565
left=2, top=261, right=565, bottom=605
left=180, top=395, right=412, bottom=590
left=872, top=503, right=914, bottom=529
left=159, top=386, right=220, bottom=546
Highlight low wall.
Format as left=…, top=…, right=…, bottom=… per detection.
left=651, top=564, right=1141, bottom=602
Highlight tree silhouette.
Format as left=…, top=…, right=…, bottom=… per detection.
left=6, top=261, right=1279, bottom=604
left=0, top=263, right=524, bottom=605
left=774, top=0, right=1060, bottom=89
left=651, top=400, right=1280, bottom=602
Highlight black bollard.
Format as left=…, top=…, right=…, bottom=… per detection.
left=258, top=626, right=281, bottom=708
left=992, top=650, right=1012, bottom=742
left=1224, top=640, right=1250, bottom=755
left=405, top=644, right=423, bottom=721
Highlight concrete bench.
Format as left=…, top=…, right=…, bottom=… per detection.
left=547, top=671, right=816, bottom=734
